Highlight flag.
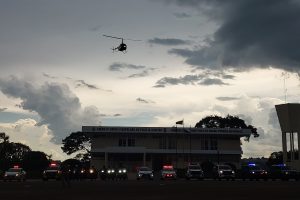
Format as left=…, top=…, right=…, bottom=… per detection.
left=176, top=120, right=184, bottom=125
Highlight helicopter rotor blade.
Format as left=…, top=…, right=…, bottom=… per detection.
left=123, top=38, right=142, bottom=42
left=103, top=34, right=141, bottom=42
left=103, top=34, right=123, bottom=40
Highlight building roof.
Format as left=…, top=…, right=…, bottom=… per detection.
left=82, top=126, right=251, bottom=137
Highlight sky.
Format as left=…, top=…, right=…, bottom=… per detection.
left=1, top=0, right=300, bottom=160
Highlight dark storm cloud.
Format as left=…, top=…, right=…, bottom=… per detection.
left=136, top=98, right=155, bottom=104
left=165, top=0, right=300, bottom=72
left=148, top=37, right=190, bottom=46
left=128, top=68, right=156, bottom=78
left=199, top=78, right=228, bottom=86
left=216, top=96, right=240, bottom=101
left=75, top=80, right=99, bottom=90
left=109, top=63, right=146, bottom=72
left=114, top=114, right=122, bottom=117
left=0, top=76, right=102, bottom=144
left=0, top=108, right=8, bottom=112
left=173, top=12, right=191, bottom=18
left=154, top=70, right=232, bottom=87
left=43, top=73, right=57, bottom=79
left=154, top=74, right=204, bottom=87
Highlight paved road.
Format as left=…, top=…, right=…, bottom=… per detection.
left=0, top=179, right=299, bottom=200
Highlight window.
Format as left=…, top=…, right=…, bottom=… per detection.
left=128, top=138, right=135, bottom=146
left=118, top=138, right=126, bottom=146
left=159, top=136, right=167, bottom=149
left=168, top=137, right=177, bottom=149
left=210, top=138, right=218, bottom=150
left=201, top=139, right=209, bottom=150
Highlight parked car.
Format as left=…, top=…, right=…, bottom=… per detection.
left=268, top=164, right=299, bottom=181
left=212, top=164, right=235, bottom=180
left=107, top=168, right=116, bottom=180
left=3, top=166, right=26, bottom=182
left=185, top=163, right=204, bottom=180
left=161, top=165, right=177, bottom=180
left=116, top=168, right=128, bottom=180
left=42, top=166, right=61, bottom=181
left=240, top=163, right=268, bottom=181
left=137, top=166, right=154, bottom=180
left=86, top=166, right=98, bottom=180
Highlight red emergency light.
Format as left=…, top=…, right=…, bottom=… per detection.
left=163, top=165, right=173, bottom=170
left=50, top=163, right=57, bottom=167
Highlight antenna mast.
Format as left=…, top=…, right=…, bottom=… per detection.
left=283, top=72, right=288, bottom=103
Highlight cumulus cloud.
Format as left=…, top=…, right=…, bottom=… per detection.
left=165, top=0, right=300, bottom=72
left=0, top=76, right=102, bottom=144
left=0, top=107, right=8, bottom=112
left=148, top=37, right=191, bottom=46
left=0, top=119, right=67, bottom=160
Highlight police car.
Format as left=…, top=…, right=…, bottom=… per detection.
left=3, top=166, right=26, bottom=182
left=160, top=165, right=177, bottom=180
left=212, top=164, right=235, bottom=180
left=42, top=162, right=61, bottom=181
left=137, top=166, right=154, bottom=180
left=240, top=163, right=268, bottom=181
left=268, top=164, right=299, bottom=181
left=185, top=163, right=204, bottom=180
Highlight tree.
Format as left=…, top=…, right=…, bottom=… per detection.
left=22, top=151, right=50, bottom=171
left=267, top=151, right=283, bottom=166
left=61, top=132, right=91, bottom=162
left=195, top=115, right=259, bottom=140
left=0, top=132, right=31, bottom=170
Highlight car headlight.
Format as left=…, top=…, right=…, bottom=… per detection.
left=16, top=173, right=19, bottom=177
left=150, top=173, right=154, bottom=177
left=108, top=170, right=111, bottom=173
left=118, top=170, right=122, bottom=173
left=219, top=171, right=223, bottom=174
left=123, top=169, right=126, bottom=173
left=232, top=171, right=235, bottom=174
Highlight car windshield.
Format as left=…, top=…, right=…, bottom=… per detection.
left=46, top=167, right=59, bottom=170
left=8, top=168, right=22, bottom=172
left=219, top=166, right=231, bottom=170
left=273, top=166, right=291, bottom=170
left=249, top=166, right=262, bottom=170
left=139, top=167, right=150, bottom=171
left=189, top=166, right=201, bottom=170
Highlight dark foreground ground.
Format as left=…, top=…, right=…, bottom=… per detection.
left=0, top=179, right=299, bottom=200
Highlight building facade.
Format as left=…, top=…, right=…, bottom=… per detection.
left=82, top=126, right=251, bottom=171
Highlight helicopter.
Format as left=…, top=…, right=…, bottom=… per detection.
left=103, top=34, right=141, bottom=53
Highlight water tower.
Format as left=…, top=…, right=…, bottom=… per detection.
left=275, top=103, right=300, bottom=170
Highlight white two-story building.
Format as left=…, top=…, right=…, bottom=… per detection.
left=82, top=126, right=251, bottom=171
